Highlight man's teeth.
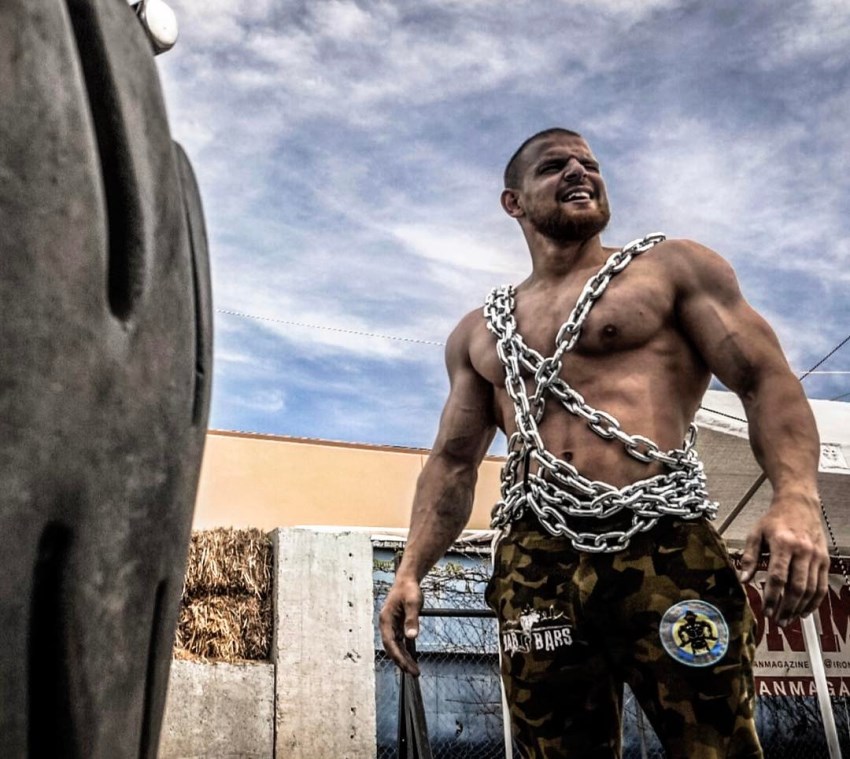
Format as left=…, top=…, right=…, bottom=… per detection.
left=565, top=191, right=590, bottom=201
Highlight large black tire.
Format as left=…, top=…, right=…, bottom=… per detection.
left=0, top=1, right=212, bottom=756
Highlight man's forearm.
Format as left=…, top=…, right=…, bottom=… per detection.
left=743, top=371, right=820, bottom=501
left=737, top=369, right=829, bottom=623
left=397, top=456, right=477, bottom=582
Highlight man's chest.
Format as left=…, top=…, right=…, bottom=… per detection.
left=473, top=267, right=676, bottom=386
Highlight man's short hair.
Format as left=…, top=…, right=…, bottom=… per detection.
left=504, top=128, right=583, bottom=189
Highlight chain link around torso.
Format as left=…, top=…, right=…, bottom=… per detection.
left=485, top=233, right=718, bottom=553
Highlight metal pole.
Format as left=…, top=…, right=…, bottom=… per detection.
left=498, top=648, right=513, bottom=759
left=490, top=531, right=513, bottom=759
left=635, top=704, right=649, bottom=759
left=802, top=614, right=842, bottom=759
left=718, top=472, right=767, bottom=536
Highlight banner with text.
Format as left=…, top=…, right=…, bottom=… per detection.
left=732, top=554, right=850, bottom=698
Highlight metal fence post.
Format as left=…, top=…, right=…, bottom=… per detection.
left=803, top=614, right=843, bottom=759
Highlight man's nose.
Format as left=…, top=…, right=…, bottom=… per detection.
left=563, top=159, right=586, bottom=182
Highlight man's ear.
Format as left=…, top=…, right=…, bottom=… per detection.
left=501, top=188, right=524, bottom=218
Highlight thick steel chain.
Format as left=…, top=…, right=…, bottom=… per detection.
left=819, top=498, right=850, bottom=588
left=485, top=233, right=717, bottom=552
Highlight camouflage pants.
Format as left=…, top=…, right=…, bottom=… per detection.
left=486, top=515, right=762, bottom=758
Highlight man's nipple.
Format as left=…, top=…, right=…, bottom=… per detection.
left=602, top=324, right=618, bottom=338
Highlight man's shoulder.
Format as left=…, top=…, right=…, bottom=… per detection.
left=443, top=306, right=496, bottom=378
left=648, top=237, right=741, bottom=300
left=446, top=307, right=489, bottom=351
left=457, top=304, right=488, bottom=331
left=651, top=236, right=732, bottom=261
left=649, top=237, right=736, bottom=279
left=651, top=237, right=714, bottom=260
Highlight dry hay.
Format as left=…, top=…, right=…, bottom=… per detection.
left=175, top=593, right=272, bottom=661
left=183, top=527, right=272, bottom=598
left=174, top=528, right=273, bottom=662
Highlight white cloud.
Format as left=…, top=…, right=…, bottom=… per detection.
left=310, top=0, right=374, bottom=40
left=231, top=389, right=287, bottom=414
left=389, top=223, right=521, bottom=276
left=758, top=0, right=850, bottom=71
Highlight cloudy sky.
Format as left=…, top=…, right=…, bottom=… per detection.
left=156, top=0, right=850, bottom=450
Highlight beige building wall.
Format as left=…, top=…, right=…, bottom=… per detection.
left=193, top=430, right=505, bottom=531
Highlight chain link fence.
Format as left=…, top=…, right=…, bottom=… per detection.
left=374, top=542, right=504, bottom=759
left=373, top=540, right=850, bottom=758
left=610, top=689, right=850, bottom=758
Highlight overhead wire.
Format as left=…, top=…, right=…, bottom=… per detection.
left=220, top=306, right=849, bottom=418
left=215, top=308, right=446, bottom=347
left=799, top=333, right=850, bottom=382
left=217, top=307, right=850, bottom=384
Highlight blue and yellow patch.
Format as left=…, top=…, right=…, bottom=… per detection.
left=660, top=599, right=729, bottom=667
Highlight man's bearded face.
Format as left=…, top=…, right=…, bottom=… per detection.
left=518, top=135, right=612, bottom=243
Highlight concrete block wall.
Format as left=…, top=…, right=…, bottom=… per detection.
left=158, top=528, right=378, bottom=758
left=159, top=661, right=275, bottom=758
left=274, top=529, right=378, bottom=758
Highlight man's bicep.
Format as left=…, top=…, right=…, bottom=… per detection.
left=675, top=244, right=791, bottom=394
left=432, top=325, right=497, bottom=465
left=434, top=365, right=497, bottom=463
left=684, top=295, right=789, bottom=394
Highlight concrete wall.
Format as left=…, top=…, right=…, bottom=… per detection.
left=159, top=661, right=275, bottom=758
left=158, top=528, right=378, bottom=759
left=274, top=529, right=377, bottom=758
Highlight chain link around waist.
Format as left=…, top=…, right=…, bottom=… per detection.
left=490, top=441, right=718, bottom=553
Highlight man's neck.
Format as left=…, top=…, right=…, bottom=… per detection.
left=525, top=233, right=607, bottom=284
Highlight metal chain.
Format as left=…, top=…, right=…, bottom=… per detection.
left=485, top=233, right=717, bottom=552
left=820, top=498, right=850, bottom=588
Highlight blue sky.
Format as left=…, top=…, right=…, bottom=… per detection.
left=156, top=0, right=850, bottom=450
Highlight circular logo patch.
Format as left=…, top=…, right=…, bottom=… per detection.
left=659, top=600, right=729, bottom=667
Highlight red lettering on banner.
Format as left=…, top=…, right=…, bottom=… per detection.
left=829, top=584, right=850, bottom=643
left=764, top=615, right=804, bottom=653
left=748, top=578, right=805, bottom=652
left=742, top=571, right=848, bottom=652
left=732, top=557, right=850, bottom=676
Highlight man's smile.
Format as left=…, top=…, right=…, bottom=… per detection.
left=559, top=188, right=594, bottom=203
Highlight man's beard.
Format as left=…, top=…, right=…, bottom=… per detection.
left=531, top=203, right=611, bottom=243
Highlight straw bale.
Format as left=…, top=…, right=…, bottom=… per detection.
left=174, top=593, right=272, bottom=662
left=183, top=527, right=272, bottom=598
left=174, top=528, right=274, bottom=661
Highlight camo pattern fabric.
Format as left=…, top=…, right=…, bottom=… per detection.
left=485, top=515, right=762, bottom=758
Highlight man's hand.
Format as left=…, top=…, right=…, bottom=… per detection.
left=379, top=577, right=424, bottom=676
left=739, top=494, right=830, bottom=627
